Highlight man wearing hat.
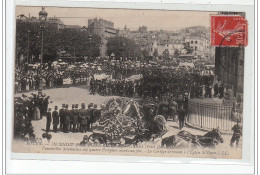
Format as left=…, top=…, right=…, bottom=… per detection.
left=59, top=104, right=65, bottom=131
left=79, top=103, right=87, bottom=133
left=43, top=96, right=51, bottom=116
left=71, top=104, right=79, bottom=132
left=86, top=104, right=93, bottom=131
left=64, top=104, right=71, bottom=133
left=46, top=108, right=52, bottom=133
left=91, top=104, right=101, bottom=130
left=52, top=106, right=59, bottom=132
left=69, top=104, right=75, bottom=131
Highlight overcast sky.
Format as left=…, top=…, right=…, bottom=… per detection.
left=16, top=6, right=217, bottom=31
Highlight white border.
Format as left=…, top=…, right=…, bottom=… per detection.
left=6, top=0, right=255, bottom=174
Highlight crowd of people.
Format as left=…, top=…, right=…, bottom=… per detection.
left=15, top=59, right=218, bottom=99
left=14, top=92, right=51, bottom=139
left=48, top=103, right=102, bottom=133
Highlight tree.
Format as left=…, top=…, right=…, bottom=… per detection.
left=16, top=20, right=102, bottom=65
left=57, top=29, right=101, bottom=58
left=107, top=36, right=141, bottom=59
left=16, top=21, right=60, bottom=64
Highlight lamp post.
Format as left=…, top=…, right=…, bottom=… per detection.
left=38, top=7, right=48, bottom=92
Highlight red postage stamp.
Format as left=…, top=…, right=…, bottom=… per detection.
left=211, top=15, right=248, bottom=47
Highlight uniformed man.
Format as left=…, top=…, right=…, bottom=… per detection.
left=52, top=106, right=59, bottom=132
left=69, top=104, right=75, bottom=131
left=43, top=96, right=50, bottom=116
left=79, top=103, right=87, bottom=133
left=71, top=104, right=79, bottom=132
left=91, top=104, right=101, bottom=130
left=86, top=104, right=93, bottom=131
left=177, top=105, right=186, bottom=130
left=230, top=120, right=242, bottom=147
left=59, top=104, right=65, bottom=131
left=46, top=108, right=52, bottom=133
left=64, top=104, right=71, bottom=133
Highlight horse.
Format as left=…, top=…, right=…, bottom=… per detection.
left=161, top=128, right=224, bottom=148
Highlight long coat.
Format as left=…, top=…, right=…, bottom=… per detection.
left=79, top=109, right=87, bottom=125
left=52, top=110, right=59, bottom=125
left=59, top=108, right=65, bottom=124
left=33, top=107, right=41, bottom=120
left=71, top=109, right=79, bottom=125
left=64, top=109, right=71, bottom=125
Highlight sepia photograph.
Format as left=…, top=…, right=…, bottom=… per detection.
left=12, top=6, right=247, bottom=159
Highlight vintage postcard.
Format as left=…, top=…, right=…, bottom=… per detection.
left=12, top=6, right=248, bottom=159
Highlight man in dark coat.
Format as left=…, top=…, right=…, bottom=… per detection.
left=86, top=104, right=93, bottom=131
left=39, top=95, right=44, bottom=119
left=52, top=106, right=59, bottom=132
left=177, top=105, right=186, bottom=130
left=46, top=108, right=52, bottom=132
left=230, top=120, right=242, bottom=147
left=63, top=104, right=71, bottom=133
left=79, top=103, right=87, bottom=133
left=72, top=104, right=79, bottom=132
left=183, top=93, right=189, bottom=113
left=214, top=83, right=219, bottom=97
left=59, top=104, right=65, bottom=131
left=219, top=83, right=224, bottom=98
left=69, top=104, right=75, bottom=131
left=90, top=104, right=101, bottom=130
left=43, top=96, right=51, bottom=116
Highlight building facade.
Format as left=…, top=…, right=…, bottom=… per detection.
left=88, top=18, right=118, bottom=57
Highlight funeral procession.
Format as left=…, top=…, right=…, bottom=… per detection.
left=13, top=7, right=244, bottom=157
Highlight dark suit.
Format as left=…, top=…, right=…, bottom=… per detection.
left=52, top=110, right=59, bottom=132
left=46, top=111, right=52, bottom=132
left=79, top=109, right=87, bottom=132
left=43, top=98, right=49, bottom=116
left=71, top=109, right=79, bottom=132
left=86, top=108, right=93, bottom=131
left=59, top=108, right=65, bottom=131
left=178, top=108, right=186, bottom=130
left=64, top=109, right=71, bottom=133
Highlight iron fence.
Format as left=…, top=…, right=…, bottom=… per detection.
left=187, top=100, right=243, bottom=132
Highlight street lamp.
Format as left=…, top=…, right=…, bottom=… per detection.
left=38, top=7, right=48, bottom=91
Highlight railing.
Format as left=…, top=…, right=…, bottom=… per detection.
left=187, top=100, right=243, bottom=132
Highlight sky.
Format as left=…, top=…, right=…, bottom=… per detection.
left=16, top=6, right=217, bottom=31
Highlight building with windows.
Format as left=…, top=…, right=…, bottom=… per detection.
left=88, top=18, right=118, bottom=56
left=184, top=35, right=210, bottom=55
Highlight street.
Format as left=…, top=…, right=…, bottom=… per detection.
left=15, top=86, right=242, bottom=155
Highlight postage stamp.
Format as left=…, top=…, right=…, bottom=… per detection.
left=12, top=6, right=248, bottom=160
left=211, top=15, right=248, bottom=47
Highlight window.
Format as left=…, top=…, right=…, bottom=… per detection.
left=195, top=41, right=198, bottom=44
left=195, top=46, right=197, bottom=50
left=191, top=41, right=193, bottom=44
